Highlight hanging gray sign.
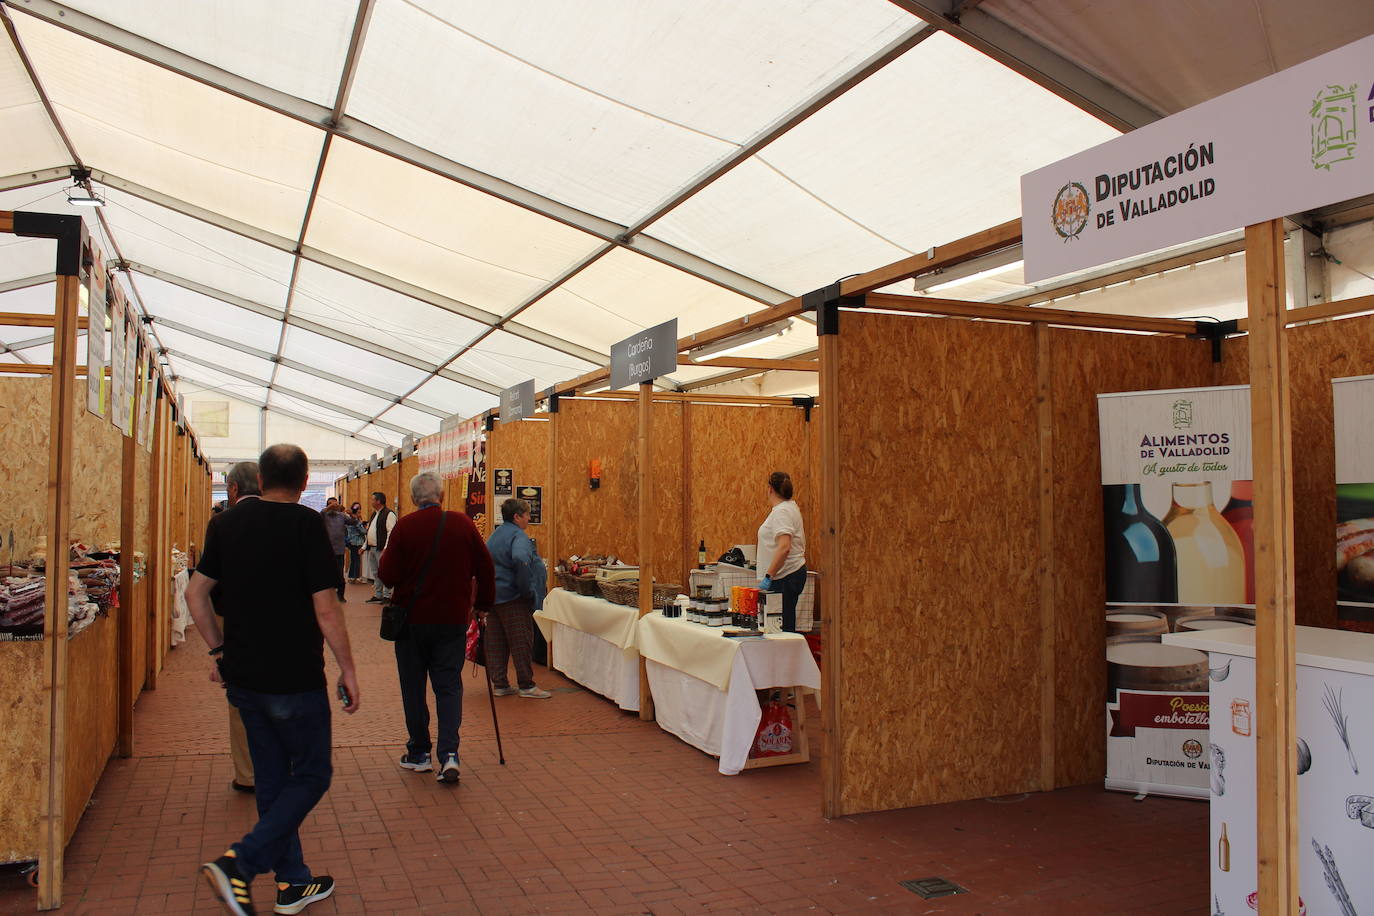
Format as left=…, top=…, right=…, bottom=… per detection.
left=499, top=379, right=537, bottom=424
left=610, top=319, right=677, bottom=390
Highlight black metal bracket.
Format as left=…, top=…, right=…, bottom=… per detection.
left=803, top=280, right=863, bottom=336
left=792, top=396, right=815, bottom=421
left=546, top=389, right=560, bottom=414
left=12, top=211, right=85, bottom=277
left=483, top=412, right=495, bottom=432
left=1191, top=319, right=1238, bottom=363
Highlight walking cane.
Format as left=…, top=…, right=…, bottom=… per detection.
left=482, top=616, right=506, bottom=765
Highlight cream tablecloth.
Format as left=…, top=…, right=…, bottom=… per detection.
left=638, top=613, right=820, bottom=775
left=534, top=588, right=640, bottom=711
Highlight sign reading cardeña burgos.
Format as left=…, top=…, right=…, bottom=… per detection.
left=1022, top=33, right=1374, bottom=283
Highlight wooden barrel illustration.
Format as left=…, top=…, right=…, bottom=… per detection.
left=1213, top=605, right=1255, bottom=622
left=1107, top=635, right=1209, bottom=695
left=1107, top=604, right=1221, bottom=632
left=1175, top=614, right=1255, bottom=632
left=1105, top=609, right=1169, bottom=637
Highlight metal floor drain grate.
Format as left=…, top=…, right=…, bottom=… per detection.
left=900, top=877, right=968, bottom=899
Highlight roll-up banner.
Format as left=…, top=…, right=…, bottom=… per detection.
left=85, top=249, right=109, bottom=418
left=109, top=282, right=127, bottom=430
left=1098, top=385, right=1255, bottom=799
left=1335, top=375, right=1374, bottom=631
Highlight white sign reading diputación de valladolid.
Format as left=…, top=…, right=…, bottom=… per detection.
left=1098, top=385, right=1254, bottom=800
left=1022, top=33, right=1374, bottom=283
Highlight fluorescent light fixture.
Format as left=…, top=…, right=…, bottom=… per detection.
left=922, top=261, right=1023, bottom=294
left=64, top=168, right=105, bottom=207
left=688, top=319, right=793, bottom=361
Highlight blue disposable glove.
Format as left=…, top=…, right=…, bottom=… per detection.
left=759, top=575, right=773, bottom=591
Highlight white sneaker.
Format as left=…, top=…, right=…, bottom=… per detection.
left=519, top=687, right=551, bottom=699
left=492, top=686, right=519, bottom=696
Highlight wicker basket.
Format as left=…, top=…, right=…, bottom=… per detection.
left=598, top=579, right=638, bottom=606
left=652, top=582, right=683, bottom=606
left=572, top=574, right=601, bottom=597
left=554, top=569, right=578, bottom=592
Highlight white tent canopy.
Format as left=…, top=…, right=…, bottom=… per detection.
left=2, top=0, right=1370, bottom=458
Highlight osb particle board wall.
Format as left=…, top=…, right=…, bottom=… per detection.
left=399, top=456, right=419, bottom=512
left=688, top=404, right=813, bottom=571
left=63, top=613, right=117, bottom=843
left=1049, top=328, right=1215, bottom=788
left=1217, top=311, right=1374, bottom=629
left=553, top=398, right=684, bottom=585
left=132, top=443, right=151, bottom=693
left=0, top=380, right=124, bottom=559
left=489, top=418, right=549, bottom=529
left=835, top=313, right=1042, bottom=813
left=0, top=642, right=43, bottom=861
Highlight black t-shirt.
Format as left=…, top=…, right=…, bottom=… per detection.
left=196, top=499, right=339, bottom=693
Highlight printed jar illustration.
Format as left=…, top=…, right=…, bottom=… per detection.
left=1231, top=699, right=1252, bottom=737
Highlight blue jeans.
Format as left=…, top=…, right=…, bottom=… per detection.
left=395, top=623, right=466, bottom=760
left=226, top=686, right=332, bottom=884
left=770, top=565, right=808, bottom=632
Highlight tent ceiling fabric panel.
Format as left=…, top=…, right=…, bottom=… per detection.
left=59, top=0, right=356, bottom=107
left=12, top=15, right=323, bottom=240
left=374, top=402, right=441, bottom=437
left=983, top=0, right=1374, bottom=115
left=308, top=138, right=603, bottom=315
left=279, top=324, right=431, bottom=393
left=448, top=329, right=596, bottom=392
left=518, top=246, right=763, bottom=353
left=135, top=273, right=283, bottom=353
left=650, top=32, right=1117, bottom=295
left=355, top=423, right=406, bottom=448
left=268, top=389, right=377, bottom=435
left=404, top=375, right=496, bottom=418
left=0, top=279, right=55, bottom=315
left=166, top=362, right=270, bottom=403
left=271, top=365, right=395, bottom=419
left=152, top=326, right=277, bottom=382
left=0, top=37, right=69, bottom=175
left=351, top=0, right=916, bottom=207
left=291, top=260, right=489, bottom=366
left=96, top=185, right=297, bottom=308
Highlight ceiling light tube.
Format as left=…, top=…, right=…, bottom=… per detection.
left=688, top=319, right=793, bottom=361
left=921, top=261, right=1023, bottom=294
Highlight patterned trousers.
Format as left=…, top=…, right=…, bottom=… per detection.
left=485, top=598, right=536, bottom=690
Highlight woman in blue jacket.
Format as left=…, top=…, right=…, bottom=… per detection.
left=485, top=497, right=550, bottom=698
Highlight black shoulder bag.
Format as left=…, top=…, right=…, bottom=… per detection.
left=379, top=511, right=447, bottom=642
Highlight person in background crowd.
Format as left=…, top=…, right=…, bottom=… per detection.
left=484, top=498, right=550, bottom=699
left=757, top=470, right=807, bottom=633
left=345, top=503, right=365, bottom=583
left=319, top=498, right=348, bottom=602
left=205, top=460, right=261, bottom=795
left=365, top=492, right=395, bottom=604
left=378, top=472, right=494, bottom=783
left=187, top=444, right=360, bottom=916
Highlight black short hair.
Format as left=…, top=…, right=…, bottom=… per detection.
left=372, top=491, right=387, bottom=505
left=259, top=444, right=309, bottom=492
left=326, top=497, right=338, bottom=505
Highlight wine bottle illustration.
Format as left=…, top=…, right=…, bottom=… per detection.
left=1221, top=480, right=1255, bottom=604
left=1103, top=483, right=1177, bottom=603
left=1164, top=482, right=1246, bottom=604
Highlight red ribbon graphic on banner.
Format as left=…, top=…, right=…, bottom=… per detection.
left=1110, top=692, right=1209, bottom=737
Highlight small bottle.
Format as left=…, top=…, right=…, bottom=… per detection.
left=698, top=539, right=707, bottom=569
left=1218, top=822, right=1230, bottom=872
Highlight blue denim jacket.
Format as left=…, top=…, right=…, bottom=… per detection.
left=487, top=521, right=547, bottom=610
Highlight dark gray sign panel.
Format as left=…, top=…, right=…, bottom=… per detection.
left=499, top=379, right=537, bottom=424
left=610, top=319, right=677, bottom=390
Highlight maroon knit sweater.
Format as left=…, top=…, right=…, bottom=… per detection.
left=377, top=506, right=496, bottom=626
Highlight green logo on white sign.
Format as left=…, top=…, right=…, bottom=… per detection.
left=1311, top=83, right=1358, bottom=170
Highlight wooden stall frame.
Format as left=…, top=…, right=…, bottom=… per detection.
left=116, top=380, right=139, bottom=756
left=637, top=382, right=656, bottom=722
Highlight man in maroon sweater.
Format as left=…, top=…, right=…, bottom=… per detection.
left=378, top=471, right=495, bottom=784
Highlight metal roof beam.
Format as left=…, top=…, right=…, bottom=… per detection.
left=0, top=167, right=69, bottom=193
left=166, top=348, right=416, bottom=436
left=147, top=314, right=451, bottom=419
left=89, top=171, right=609, bottom=367
left=886, top=0, right=1161, bottom=129
left=0, top=272, right=54, bottom=294
left=124, top=261, right=503, bottom=394
left=169, top=368, right=390, bottom=449
left=10, top=1, right=787, bottom=306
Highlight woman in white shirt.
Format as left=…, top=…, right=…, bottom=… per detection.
left=757, top=471, right=807, bottom=632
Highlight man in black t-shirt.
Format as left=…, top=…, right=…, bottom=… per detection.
left=186, top=444, right=360, bottom=916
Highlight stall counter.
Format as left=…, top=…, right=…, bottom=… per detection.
left=1164, top=624, right=1374, bottom=915
left=534, top=587, right=640, bottom=711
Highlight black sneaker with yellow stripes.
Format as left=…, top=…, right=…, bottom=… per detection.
left=201, top=849, right=255, bottom=915
left=274, top=875, right=335, bottom=914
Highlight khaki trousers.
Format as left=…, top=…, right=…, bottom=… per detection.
left=228, top=701, right=254, bottom=787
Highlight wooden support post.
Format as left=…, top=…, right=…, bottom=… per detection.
left=682, top=403, right=693, bottom=591
left=637, top=382, right=655, bottom=722
left=38, top=271, right=80, bottom=910
left=1035, top=323, right=1056, bottom=791
left=545, top=408, right=558, bottom=671
left=146, top=395, right=169, bottom=688
left=818, top=327, right=842, bottom=819
left=1246, top=218, right=1299, bottom=914
left=116, top=387, right=139, bottom=757
left=484, top=434, right=495, bottom=538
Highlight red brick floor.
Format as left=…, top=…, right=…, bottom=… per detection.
left=0, top=584, right=1208, bottom=914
